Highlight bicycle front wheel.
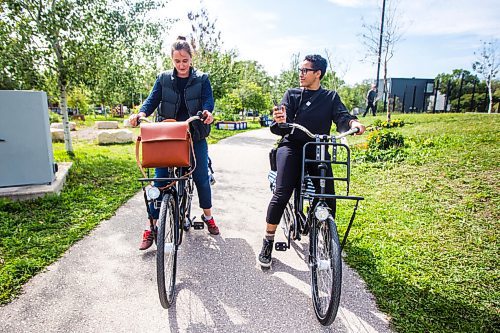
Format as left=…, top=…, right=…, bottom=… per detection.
left=310, top=215, right=342, bottom=326
left=156, top=193, right=178, bottom=309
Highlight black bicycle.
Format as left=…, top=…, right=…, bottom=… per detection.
left=269, top=123, right=364, bottom=326
left=137, top=113, right=206, bottom=309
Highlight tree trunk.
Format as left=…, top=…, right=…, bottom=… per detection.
left=59, top=83, right=73, bottom=153
left=53, top=39, right=73, bottom=153
left=487, top=74, right=493, bottom=114
left=384, top=62, right=390, bottom=122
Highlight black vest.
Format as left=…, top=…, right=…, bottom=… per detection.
left=157, top=69, right=211, bottom=141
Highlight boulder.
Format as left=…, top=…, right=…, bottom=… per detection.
left=123, top=119, right=132, bottom=128
left=50, top=122, right=76, bottom=131
left=95, top=121, right=119, bottom=129
left=50, top=128, right=64, bottom=142
left=97, top=129, right=133, bottom=144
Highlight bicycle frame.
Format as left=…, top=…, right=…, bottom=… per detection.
left=300, top=136, right=363, bottom=249
left=139, top=166, right=196, bottom=246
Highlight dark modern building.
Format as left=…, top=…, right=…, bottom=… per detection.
left=377, top=77, right=435, bottom=113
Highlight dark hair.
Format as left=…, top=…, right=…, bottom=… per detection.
left=304, top=54, right=327, bottom=79
left=171, top=36, right=193, bottom=58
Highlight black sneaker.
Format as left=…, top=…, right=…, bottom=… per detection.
left=258, top=239, right=274, bottom=268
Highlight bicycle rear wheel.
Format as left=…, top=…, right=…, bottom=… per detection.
left=280, top=201, right=297, bottom=240
left=156, top=193, right=178, bottom=309
left=310, top=215, right=342, bottom=326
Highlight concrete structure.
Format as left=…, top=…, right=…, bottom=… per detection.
left=0, top=91, right=56, bottom=187
left=97, top=129, right=133, bottom=144
left=51, top=122, right=76, bottom=131
left=0, top=162, right=72, bottom=201
left=50, top=128, right=65, bottom=142
left=95, top=121, right=119, bottom=129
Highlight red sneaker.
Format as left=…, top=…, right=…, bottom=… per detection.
left=202, top=215, right=220, bottom=235
left=139, top=229, right=154, bottom=250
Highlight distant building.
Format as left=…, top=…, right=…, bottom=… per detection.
left=376, top=77, right=440, bottom=113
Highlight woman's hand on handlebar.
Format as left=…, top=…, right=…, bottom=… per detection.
left=201, top=110, right=214, bottom=124
left=273, top=105, right=286, bottom=123
left=349, top=120, right=366, bottom=135
left=129, top=112, right=146, bottom=127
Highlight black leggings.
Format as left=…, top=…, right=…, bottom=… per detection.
left=266, top=144, right=336, bottom=225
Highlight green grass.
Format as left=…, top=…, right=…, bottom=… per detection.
left=0, top=123, right=262, bottom=304
left=336, top=113, right=499, bottom=332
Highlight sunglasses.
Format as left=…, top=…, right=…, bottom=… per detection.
left=298, top=67, right=317, bottom=75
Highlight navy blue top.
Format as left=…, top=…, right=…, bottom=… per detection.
left=140, top=68, right=215, bottom=118
left=271, top=87, right=357, bottom=146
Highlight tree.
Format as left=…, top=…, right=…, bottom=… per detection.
left=236, top=80, right=271, bottom=115
left=360, top=0, right=404, bottom=121
left=1, top=0, right=167, bottom=153
left=217, top=91, right=242, bottom=120
left=473, top=40, right=499, bottom=113
left=435, top=69, right=482, bottom=112
left=339, top=82, right=371, bottom=112
left=0, top=11, right=41, bottom=90
left=234, top=60, right=272, bottom=94
left=274, top=53, right=301, bottom=102
left=187, top=7, right=241, bottom=100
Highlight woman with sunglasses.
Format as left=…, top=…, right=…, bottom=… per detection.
left=259, top=54, right=366, bottom=267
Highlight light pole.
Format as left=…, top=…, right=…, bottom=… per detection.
left=375, top=0, right=386, bottom=100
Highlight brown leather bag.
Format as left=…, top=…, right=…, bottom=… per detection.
left=135, top=120, right=192, bottom=172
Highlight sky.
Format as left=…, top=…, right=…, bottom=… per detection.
left=161, top=0, right=500, bottom=85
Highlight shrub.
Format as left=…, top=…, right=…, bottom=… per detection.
left=364, top=130, right=406, bottom=162
left=373, top=118, right=405, bottom=129
left=367, top=130, right=405, bottom=150
left=49, top=112, right=61, bottom=123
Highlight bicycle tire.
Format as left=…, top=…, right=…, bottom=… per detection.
left=280, top=203, right=293, bottom=239
left=181, top=178, right=193, bottom=232
left=156, top=193, right=178, bottom=309
left=310, top=215, right=342, bottom=326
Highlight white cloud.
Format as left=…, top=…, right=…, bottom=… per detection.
left=398, top=0, right=500, bottom=37
left=327, top=0, right=372, bottom=8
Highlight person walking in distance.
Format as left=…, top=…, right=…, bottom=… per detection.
left=362, top=84, right=378, bottom=117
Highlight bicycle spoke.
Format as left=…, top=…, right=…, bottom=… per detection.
left=311, top=216, right=342, bottom=326
left=157, top=194, right=178, bottom=308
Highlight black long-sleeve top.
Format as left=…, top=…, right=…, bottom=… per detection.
left=271, top=87, right=357, bottom=146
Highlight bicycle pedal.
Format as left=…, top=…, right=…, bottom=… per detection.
left=193, top=221, right=205, bottom=230
left=274, top=242, right=288, bottom=251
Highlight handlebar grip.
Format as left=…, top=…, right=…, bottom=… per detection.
left=278, top=123, right=292, bottom=129
left=351, top=127, right=360, bottom=134
left=196, top=111, right=208, bottom=121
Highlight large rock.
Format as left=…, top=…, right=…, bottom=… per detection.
left=50, top=128, right=64, bottom=142
left=50, top=122, right=76, bottom=131
left=95, top=121, right=119, bottom=129
left=97, top=129, right=133, bottom=144
left=123, top=119, right=132, bottom=128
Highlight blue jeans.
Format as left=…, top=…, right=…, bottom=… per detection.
left=149, top=139, right=212, bottom=219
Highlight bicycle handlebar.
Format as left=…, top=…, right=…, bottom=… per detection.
left=137, top=111, right=207, bottom=125
left=277, top=122, right=359, bottom=140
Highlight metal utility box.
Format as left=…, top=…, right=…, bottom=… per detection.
left=0, top=91, right=56, bottom=187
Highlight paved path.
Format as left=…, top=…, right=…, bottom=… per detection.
left=0, top=128, right=393, bottom=333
